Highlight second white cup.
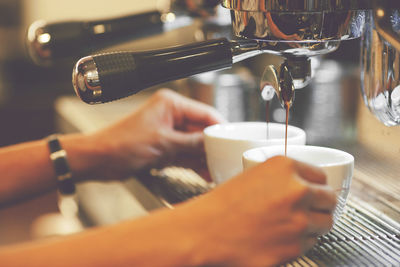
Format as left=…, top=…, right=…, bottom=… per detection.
left=204, top=122, right=306, bottom=184
left=242, top=145, right=354, bottom=219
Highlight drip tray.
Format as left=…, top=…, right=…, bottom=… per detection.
left=137, top=167, right=400, bottom=267
left=297, top=200, right=400, bottom=267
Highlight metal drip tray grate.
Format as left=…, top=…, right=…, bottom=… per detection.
left=139, top=168, right=400, bottom=267
left=292, top=200, right=400, bottom=267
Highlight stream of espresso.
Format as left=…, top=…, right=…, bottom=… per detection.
left=281, top=83, right=293, bottom=157
left=261, top=63, right=293, bottom=155
left=265, top=100, right=270, bottom=140
left=264, top=99, right=289, bottom=156
left=284, top=103, right=289, bottom=156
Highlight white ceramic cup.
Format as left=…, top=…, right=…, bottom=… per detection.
left=242, top=145, right=354, bottom=219
left=203, top=122, right=306, bottom=184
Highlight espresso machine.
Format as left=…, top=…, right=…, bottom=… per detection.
left=27, top=0, right=400, bottom=126
left=27, top=1, right=400, bottom=265
left=63, top=0, right=399, bottom=130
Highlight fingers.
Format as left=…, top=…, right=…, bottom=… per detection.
left=300, top=175, right=336, bottom=236
left=286, top=157, right=336, bottom=237
left=162, top=89, right=226, bottom=126
left=295, top=159, right=337, bottom=213
left=293, top=160, right=327, bottom=185
left=168, top=131, right=204, bottom=153
left=307, top=184, right=337, bottom=213
left=165, top=130, right=213, bottom=179
left=303, top=183, right=336, bottom=237
left=178, top=97, right=226, bottom=125
left=307, top=211, right=335, bottom=236
left=264, top=156, right=327, bottom=185
left=161, top=130, right=212, bottom=181
left=302, top=236, right=319, bottom=253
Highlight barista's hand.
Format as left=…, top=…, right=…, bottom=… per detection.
left=180, top=156, right=336, bottom=267
left=90, top=89, right=225, bottom=180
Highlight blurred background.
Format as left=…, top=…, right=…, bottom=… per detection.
left=0, top=0, right=161, bottom=147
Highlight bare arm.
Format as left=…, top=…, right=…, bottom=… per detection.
left=0, top=203, right=205, bottom=267
left=0, top=156, right=336, bottom=267
left=0, top=134, right=108, bottom=206
left=0, top=89, right=225, bottom=206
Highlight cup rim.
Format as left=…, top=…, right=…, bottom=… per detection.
left=204, top=122, right=306, bottom=142
left=243, top=145, right=354, bottom=167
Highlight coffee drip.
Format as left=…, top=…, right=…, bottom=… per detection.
left=260, top=60, right=295, bottom=156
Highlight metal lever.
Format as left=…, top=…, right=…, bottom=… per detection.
left=73, top=38, right=234, bottom=104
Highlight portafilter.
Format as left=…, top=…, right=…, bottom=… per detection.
left=71, top=0, right=377, bottom=105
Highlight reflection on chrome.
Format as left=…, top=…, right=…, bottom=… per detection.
left=229, top=10, right=366, bottom=44
left=361, top=10, right=400, bottom=126
left=222, top=0, right=371, bottom=12
left=260, top=65, right=278, bottom=101
left=26, top=20, right=52, bottom=66
left=222, top=0, right=367, bottom=60
left=72, top=56, right=103, bottom=104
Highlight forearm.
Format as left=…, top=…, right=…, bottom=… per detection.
left=0, top=134, right=109, bottom=206
left=0, top=204, right=212, bottom=267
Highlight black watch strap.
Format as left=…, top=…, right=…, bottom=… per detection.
left=47, top=134, right=75, bottom=195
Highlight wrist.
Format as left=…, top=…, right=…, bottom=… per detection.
left=46, top=134, right=75, bottom=195
left=58, top=133, right=112, bottom=182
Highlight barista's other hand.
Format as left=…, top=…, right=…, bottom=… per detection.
left=181, top=156, right=336, bottom=267
left=91, top=89, right=225, bottom=180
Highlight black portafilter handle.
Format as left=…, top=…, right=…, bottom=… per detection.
left=72, top=38, right=233, bottom=104
left=27, top=11, right=165, bottom=66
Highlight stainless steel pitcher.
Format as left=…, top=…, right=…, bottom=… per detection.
left=361, top=9, right=400, bottom=126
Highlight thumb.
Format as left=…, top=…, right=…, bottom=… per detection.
left=167, top=131, right=210, bottom=181
left=168, top=131, right=204, bottom=154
